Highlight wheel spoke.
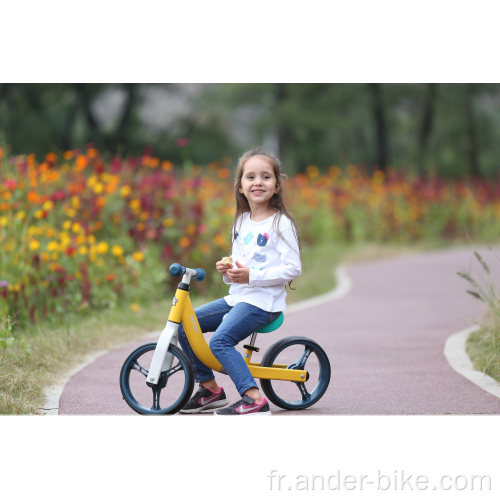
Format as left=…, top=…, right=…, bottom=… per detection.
left=295, top=382, right=312, bottom=402
left=287, top=347, right=313, bottom=370
left=130, top=360, right=149, bottom=378
left=161, top=361, right=182, bottom=379
left=151, top=385, right=162, bottom=411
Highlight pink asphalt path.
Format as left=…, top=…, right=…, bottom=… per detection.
left=59, top=247, right=500, bottom=415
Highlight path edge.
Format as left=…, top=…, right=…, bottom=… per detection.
left=444, top=325, right=500, bottom=400
left=41, top=265, right=352, bottom=415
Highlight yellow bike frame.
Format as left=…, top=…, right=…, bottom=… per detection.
left=168, top=285, right=307, bottom=383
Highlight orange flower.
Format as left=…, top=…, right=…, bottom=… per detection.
left=63, top=150, right=74, bottom=160
left=46, top=152, right=57, bottom=163
left=105, top=274, right=117, bottom=281
left=161, top=161, right=173, bottom=171
left=179, top=237, right=191, bottom=248
left=75, top=155, right=88, bottom=171
left=218, top=168, right=231, bottom=179
left=87, top=148, right=98, bottom=158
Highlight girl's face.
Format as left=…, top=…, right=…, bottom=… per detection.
left=239, top=156, right=279, bottom=209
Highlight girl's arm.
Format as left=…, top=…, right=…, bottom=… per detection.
left=248, top=227, right=301, bottom=287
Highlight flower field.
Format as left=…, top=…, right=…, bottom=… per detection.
left=1, top=147, right=500, bottom=324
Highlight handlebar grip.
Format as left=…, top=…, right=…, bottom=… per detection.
left=193, top=268, right=206, bottom=281
left=169, top=263, right=186, bottom=277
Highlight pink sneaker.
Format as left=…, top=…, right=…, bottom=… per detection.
left=214, top=395, right=271, bottom=415
left=179, top=385, right=228, bottom=414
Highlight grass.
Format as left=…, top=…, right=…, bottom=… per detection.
left=458, top=248, right=500, bottom=383
left=467, top=321, right=500, bottom=383
left=0, top=239, right=473, bottom=415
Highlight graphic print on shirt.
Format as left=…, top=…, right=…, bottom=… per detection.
left=252, top=266, right=264, bottom=270
left=252, top=252, right=266, bottom=263
left=257, top=233, right=270, bottom=247
left=243, top=232, right=253, bottom=245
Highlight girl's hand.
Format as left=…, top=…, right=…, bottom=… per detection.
left=216, top=260, right=232, bottom=276
left=227, top=261, right=250, bottom=284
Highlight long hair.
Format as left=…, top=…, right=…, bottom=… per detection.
left=230, top=147, right=302, bottom=289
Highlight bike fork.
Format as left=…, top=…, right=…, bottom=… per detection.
left=147, top=321, right=179, bottom=386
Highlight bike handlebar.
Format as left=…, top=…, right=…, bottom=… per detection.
left=169, top=263, right=206, bottom=282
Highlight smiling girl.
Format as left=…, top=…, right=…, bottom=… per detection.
left=177, top=147, right=302, bottom=415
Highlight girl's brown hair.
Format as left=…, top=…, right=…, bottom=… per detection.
left=231, top=147, right=302, bottom=288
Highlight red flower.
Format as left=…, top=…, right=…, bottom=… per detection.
left=65, top=247, right=77, bottom=257
left=175, top=138, right=189, bottom=147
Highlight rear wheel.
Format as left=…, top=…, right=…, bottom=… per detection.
left=119, top=342, right=195, bottom=415
left=260, top=336, right=331, bottom=410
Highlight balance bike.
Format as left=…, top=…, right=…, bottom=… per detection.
left=119, top=263, right=331, bottom=414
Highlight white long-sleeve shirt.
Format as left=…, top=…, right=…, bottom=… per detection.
left=222, top=211, right=301, bottom=312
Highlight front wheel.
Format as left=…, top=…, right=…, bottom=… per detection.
left=119, top=342, right=195, bottom=415
left=260, top=336, right=331, bottom=411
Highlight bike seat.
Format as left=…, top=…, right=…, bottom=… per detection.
left=222, top=312, right=284, bottom=333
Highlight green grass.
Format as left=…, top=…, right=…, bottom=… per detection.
left=0, top=240, right=457, bottom=415
left=466, top=319, right=500, bottom=383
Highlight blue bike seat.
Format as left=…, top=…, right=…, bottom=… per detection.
left=222, top=312, right=284, bottom=333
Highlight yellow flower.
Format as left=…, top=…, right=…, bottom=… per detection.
left=111, top=245, right=124, bottom=257
left=28, top=226, right=37, bottom=236
left=16, top=211, right=26, bottom=220
left=132, top=251, right=144, bottom=262
left=129, top=199, right=141, bottom=210
left=136, top=222, right=146, bottom=231
left=41, top=252, right=50, bottom=262
left=87, top=235, right=96, bottom=244
left=34, top=210, right=44, bottom=219
left=130, top=303, right=140, bottom=312
left=78, top=246, right=88, bottom=255
left=163, top=218, right=174, bottom=227
left=66, top=208, right=77, bottom=218
left=306, top=164, right=319, bottom=178
left=47, top=241, right=59, bottom=252
left=51, top=252, right=59, bottom=261
left=75, top=271, right=82, bottom=280
left=120, top=185, right=131, bottom=198
left=76, top=234, right=86, bottom=245
left=93, top=183, right=104, bottom=194
left=29, top=239, right=40, bottom=251
left=87, top=176, right=97, bottom=188
left=71, top=196, right=80, bottom=209
left=186, top=224, right=196, bottom=235
left=62, top=220, right=72, bottom=230
left=42, top=200, right=54, bottom=211
left=72, top=222, right=82, bottom=233
left=96, top=242, right=109, bottom=254
left=140, top=211, right=150, bottom=221
left=0, top=216, right=7, bottom=227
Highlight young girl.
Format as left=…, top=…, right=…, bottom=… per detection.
left=177, top=147, right=302, bottom=415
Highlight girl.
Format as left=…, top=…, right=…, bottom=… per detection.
left=177, top=147, right=302, bottom=416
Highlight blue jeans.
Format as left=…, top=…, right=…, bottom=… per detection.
left=177, top=298, right=281, bottom=396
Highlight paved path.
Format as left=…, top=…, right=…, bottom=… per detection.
left=59, top=247, right=500, bottom=415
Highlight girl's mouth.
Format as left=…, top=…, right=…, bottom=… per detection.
left=252, top=190, right=265, bottom=195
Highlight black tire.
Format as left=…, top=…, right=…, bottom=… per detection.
left=119, top=342, right=195, bottom=415
left=260, top=336, right=331, bottom=410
